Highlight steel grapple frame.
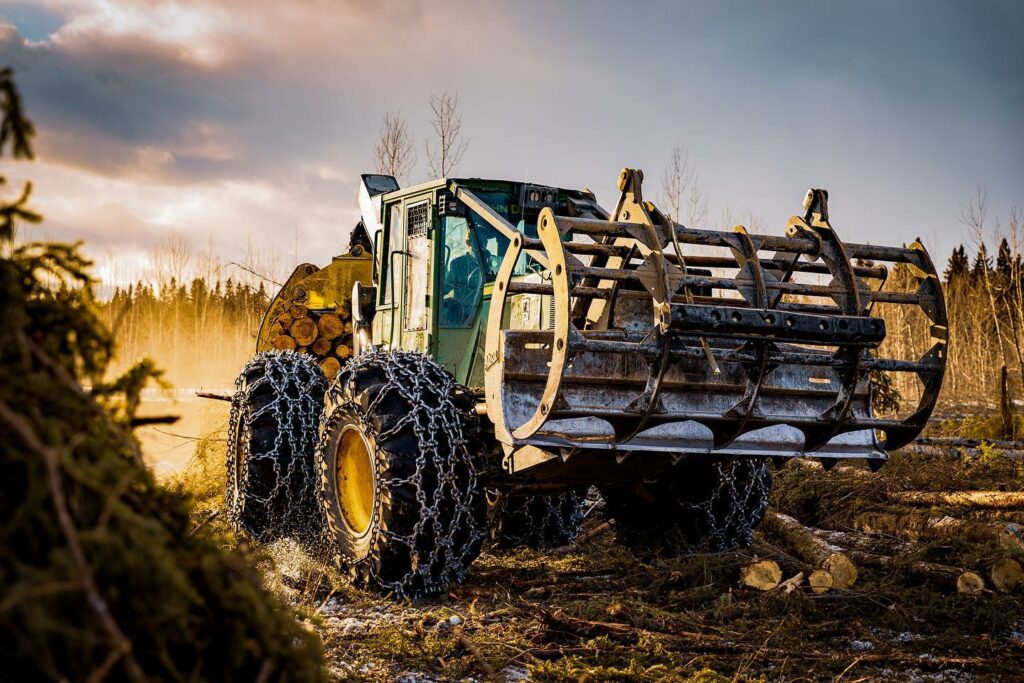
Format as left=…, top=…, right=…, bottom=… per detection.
left=484, top=168, right=946, bottom=467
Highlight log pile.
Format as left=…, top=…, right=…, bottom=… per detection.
left=760, top=457, right=1024, bottom=597
left=752, top=511, right=993, bottom=596
left=268, top=301, right=354, bottom=380
left=761, top=510, right=858, bottom=590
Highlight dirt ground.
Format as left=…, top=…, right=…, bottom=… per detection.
left=147, top=412, right=1024, bottom=682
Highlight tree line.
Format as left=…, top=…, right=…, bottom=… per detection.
left=98, top=276, right=267, bottom=389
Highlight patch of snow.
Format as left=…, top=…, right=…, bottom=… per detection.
left=502, top=665, right=530, bottom=682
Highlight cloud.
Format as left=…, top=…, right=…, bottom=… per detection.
left=0, top=0, right=1021, bottom=286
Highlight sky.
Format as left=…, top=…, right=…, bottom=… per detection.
left=0, top=0, right=1021, bottom=286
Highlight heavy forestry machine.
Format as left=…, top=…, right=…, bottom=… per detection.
left=224, top=168, right=947, bottom=597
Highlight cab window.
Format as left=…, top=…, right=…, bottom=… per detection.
left=440, top=216, right=482, bottom=328
left=466, top=211, right=543, bottom=280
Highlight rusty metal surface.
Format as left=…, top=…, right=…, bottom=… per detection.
left=483, top=168, right=947, bottom=471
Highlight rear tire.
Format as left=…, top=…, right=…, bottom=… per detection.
left=491, top=490, right=587, bottom=549
left=226, top=351, right=327, bottom=541
left=316, top=351, right=488, bottom=598
left=600, top=457, right=771, bottom=555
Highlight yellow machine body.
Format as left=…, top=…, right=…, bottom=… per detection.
left=256, top=252, right=372, bottom=353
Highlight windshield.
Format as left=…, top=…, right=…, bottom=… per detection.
left=463, top=189, right=543, bottom=280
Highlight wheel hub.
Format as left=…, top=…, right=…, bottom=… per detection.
left=336, top=426, right=375, bottom=535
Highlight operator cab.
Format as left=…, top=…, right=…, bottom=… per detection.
left=356, top=174, right=603, bottom=385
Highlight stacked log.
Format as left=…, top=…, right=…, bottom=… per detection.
left=266, top=300, right=356, bottom=380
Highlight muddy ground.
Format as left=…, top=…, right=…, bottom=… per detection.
left=145, top=401, right=1024, bottom=682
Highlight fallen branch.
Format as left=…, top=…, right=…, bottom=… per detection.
left=914, top=436, right=1023, bottom=449
left=902, top=445, right=1024, bottom=460
left=195, top=391, right=233, bottom=402
left=777, top=571, right=805, bottom=593
left=550, top=521, right=612, bottom=555
left=456, top=629, right=501, bottom=683
left=761, top=510, right=858, bottom=589
left=887, top=490, right=1024, bottom=509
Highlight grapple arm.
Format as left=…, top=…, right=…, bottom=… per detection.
left=484, top=169, right=946, bottom=464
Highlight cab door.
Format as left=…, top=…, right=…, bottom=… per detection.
left=375, top=193, right=434, bottom=351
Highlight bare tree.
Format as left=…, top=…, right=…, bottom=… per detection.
left=147, top=231, right=194, bottom=293
left=686, top=173, right=709, bottom=228
left=426, top=91, right=468, bottom=178
left=960, top=184, right=1014, bottom=373
left=660, top=144, right=691, bottom=223
left=374, top=111, right=416, bottom=183
left=660, top=143, right=709, bottom=228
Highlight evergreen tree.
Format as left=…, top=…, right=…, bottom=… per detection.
left=970, top=243, right=992, bottom=280
left=997, top=237, right=1013, bottom=278
left=944, top=244, right=969, bottom=283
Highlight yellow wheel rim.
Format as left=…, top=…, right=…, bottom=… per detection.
left=336, top=426, right=375, bottom=535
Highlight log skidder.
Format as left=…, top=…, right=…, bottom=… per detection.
left=226, top=350, right=327, bottom=541
left=218, top=167, right=948, bottom=596
left=315, top=351, right=489, bottom=598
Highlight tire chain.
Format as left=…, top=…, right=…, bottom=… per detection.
left=322, top=350, right=488, bottom=597
left=679, top=458, right=771, bottom=552
left=493, top=489, right=586, bottom=548
left=226, top=350, right=327, bottom=539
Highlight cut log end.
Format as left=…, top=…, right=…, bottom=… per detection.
left=990, top=557, right=1024, bottom=593
left=270, top=334, right=297, bottom=351
left=289, top=316, right=318, bottom=346
left=312, top=338, right=333, bottom=356
left=823, top=552, right=859, bottom=589
left=808, top=568, right=834, bottom=594
left=956, top=571, right=985, bottom=595
left=318, top=312, right=343, bottom=340
left=740, top=559, right=782, bottom=591
left=319, top=356, right=342, bottom=381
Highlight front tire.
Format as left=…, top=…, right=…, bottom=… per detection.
left=601, top=457, right=771, bottom=555
left=226, top=351, right=327, bottom=541
left=316, top=351, right=488, bottom=598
